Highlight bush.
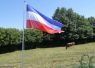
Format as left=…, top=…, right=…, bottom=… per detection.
left=24, top=29, right=43, bottom=49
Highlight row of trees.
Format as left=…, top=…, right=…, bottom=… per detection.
left=0, top=28, right=43, bottom=53
left=0, top=7, right=95, bottom=53
left=52, top=7, right=95, bottom=44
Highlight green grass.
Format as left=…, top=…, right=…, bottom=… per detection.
left=0, top=42, right=95, bottom=68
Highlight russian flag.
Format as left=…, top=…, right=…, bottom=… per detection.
left=26, top=4, right=64, bottom=34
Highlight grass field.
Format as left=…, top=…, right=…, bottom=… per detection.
left=0, top=42, right=95, bottom=68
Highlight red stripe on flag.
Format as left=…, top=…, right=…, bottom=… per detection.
left=26, top=20, right=64, bottom=34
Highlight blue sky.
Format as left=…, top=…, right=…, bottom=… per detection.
left=0, top=0, right=95, bottom=29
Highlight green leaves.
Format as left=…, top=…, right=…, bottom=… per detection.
left=0, top=28, right=43, bottom=51
left=52, top=7, right=95, bottom=43
left=24, top=29, right=43, bottom=43
left=0, top=28, right=21, bottom=46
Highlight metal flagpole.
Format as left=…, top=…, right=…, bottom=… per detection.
left=92, top=22, right=94, bottom=41
left=22, top=1, right=26, bottom=68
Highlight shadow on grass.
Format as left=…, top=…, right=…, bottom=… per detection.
left=0, top=40, right=95, bottom=54
left=0, top=42, right=66, bottom=54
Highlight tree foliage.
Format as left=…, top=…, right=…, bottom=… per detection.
left=52, top=7, right=94, bottom=43
left=0, top=28, right=21, bottom=46
left=24, top=29, right=43, bottom=49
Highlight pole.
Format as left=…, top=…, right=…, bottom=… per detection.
left=22, top=1, right=26, bottom=68
left=92, top=23, right=93, bottom=41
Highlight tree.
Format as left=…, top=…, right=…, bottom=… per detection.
left=0, top=28, right=21, bottom=46
left=52, top=7, right=93, bottom=44
left=88, top=17, right=95, bottom=35
left=24, top=29, right=43, bottom=49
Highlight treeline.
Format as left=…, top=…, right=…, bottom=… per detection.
left=0, top=28, right=44, bottom=53
left=52, top=7, right=95, bottom=44
left=0, top=7, right=95, bottom=53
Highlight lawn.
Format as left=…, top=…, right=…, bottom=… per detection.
left=0, top=42, right=95, bottom=68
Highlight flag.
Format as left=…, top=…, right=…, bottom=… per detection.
left=26, top=4, right=64, bottom=34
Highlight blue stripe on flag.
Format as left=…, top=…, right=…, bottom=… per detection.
left=27, top=5, right=35, bottom=12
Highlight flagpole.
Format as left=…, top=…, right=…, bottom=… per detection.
left=22, top=1, right=26, bottom=68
